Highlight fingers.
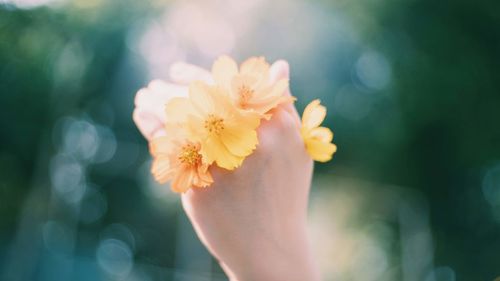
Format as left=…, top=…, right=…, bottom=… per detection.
left=134, top=79, right=188, bottom=127
left=169, top=62, right=212, bottom=85
left=269, top=60, right=301, bottom=127
left=134, top=81, right=188, bottom=121
left=269, top=60, right=290, bottom=87
left=132, top=108, right=166, bottom=140
left=133, top=80, right=187, bottom=140
left=143, top=79, right=189, bottom=102
left=134, top=87, right=166, bottom=123
left=259, top=106, right=302, bottom=145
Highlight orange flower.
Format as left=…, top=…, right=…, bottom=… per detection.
left=150, top=130, right=213, bottom=193
left=212, top=55, right=294, bottom=119
left=165, top=81, right=261, bottom=170
left=300, top=99, right=337, bottom=162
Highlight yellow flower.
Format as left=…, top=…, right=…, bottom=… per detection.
left=165, top=81, right=261, bottom=170
left=300, top=99, right=337, bottom=162
left=150, top=131, right=213, bottom=193
left=212, top=55, right=294, bottom=119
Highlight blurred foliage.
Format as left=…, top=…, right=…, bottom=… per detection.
left=320, top=0, right=500, bottom=279
left=0, top=4, right=124, bottom=227
left=1, top=0, right=500, bottom=280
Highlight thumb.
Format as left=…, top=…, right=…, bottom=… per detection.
left=269, top=60, right=301, bottom=125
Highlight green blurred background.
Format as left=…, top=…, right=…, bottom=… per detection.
left=1, top=0, right=499, bottom=280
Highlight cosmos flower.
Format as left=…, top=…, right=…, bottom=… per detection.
left=212, top=55, right=294, bottom=118
left=150, top=128, right=213, bottom=193
left=134, top=57, right=336, bottom=192
left=165, top=81, right=261, bottom=170
left=300, top=99, right=337, bottom=162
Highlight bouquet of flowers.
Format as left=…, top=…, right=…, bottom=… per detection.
left=135, top=56, right=336, bottom=193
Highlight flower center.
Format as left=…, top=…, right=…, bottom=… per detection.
left=204, top=114, right=225, bottom=135
left=238, top=85, right=253, bottom=107
left=178, top=144, right=201, bottom=166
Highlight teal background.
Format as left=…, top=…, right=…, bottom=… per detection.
left=1, top=0, right=499, bottom=280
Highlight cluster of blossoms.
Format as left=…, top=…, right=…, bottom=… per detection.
left=140, top=56, right=336, bottom=193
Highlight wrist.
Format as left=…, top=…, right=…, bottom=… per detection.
left=227, top=224, right=321, bottom=281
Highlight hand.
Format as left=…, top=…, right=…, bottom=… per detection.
left=133, top=62, right=211, bottom=140
left=133, top=61, right=321, bottom=281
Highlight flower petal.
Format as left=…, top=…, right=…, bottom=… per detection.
left=254, top=78, right=288, bottom=100
left=212, top=55, right=238, bottom=88
left=194, top=164, right=213, bottom=187
left=245, top=79, right=292, bottom=114
left=230, top=74, right=258, bottom=98
left=193, top=165, right=213, bottom=187
left=302, top=99, right=326, bottom=129
left=171, top=167, right=195, bottom=193
left=149, top=136, right=174, bottom=155
left=240, top=56, right=270, bottom=76
left=151, top=156, right=176, bottom=184
left=309, top=127, right=333, bottom=143
left=305, top=139, right=337, bottom=162
left=231, top=109, right=261, bottom=129
left=201, top=136, right=244, bottom=170
left=189, top=81, right=216, bottom=114
left=165, top=97, right=194, bottom=124
left=221, top=125, right=258, bottom=157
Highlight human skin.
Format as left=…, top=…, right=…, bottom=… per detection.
left=133, top=61, right=321, bottom=281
